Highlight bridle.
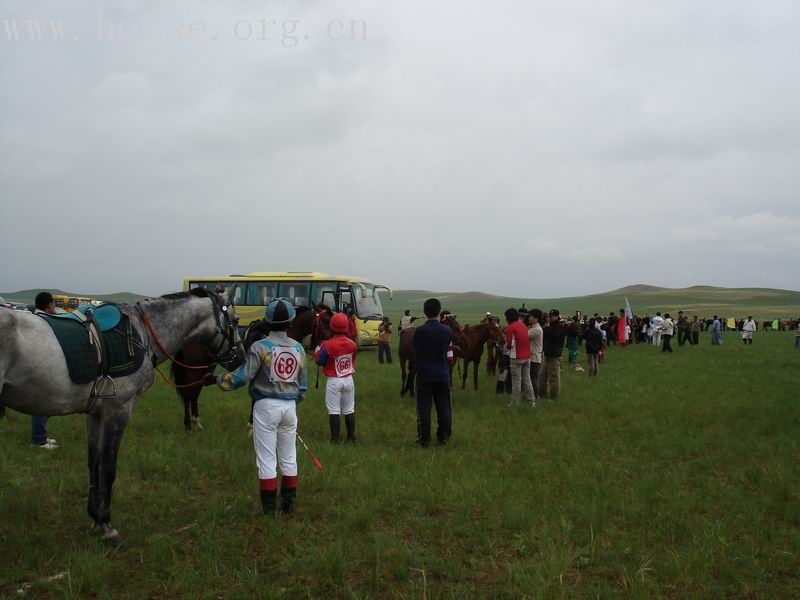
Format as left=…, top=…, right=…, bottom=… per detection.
left=136, top=291, right=242, bottom=371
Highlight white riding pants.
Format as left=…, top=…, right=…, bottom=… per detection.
left=325, top=376, right=355, bottom=415
left=252, top=398, right=297, bottom=480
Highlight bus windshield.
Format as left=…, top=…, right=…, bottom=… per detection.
left=354, top=284, right=384, bottom=320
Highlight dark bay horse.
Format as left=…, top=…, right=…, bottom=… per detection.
left=171, top=304, right=334, bottom=430
left=398, top=315, right=465, bottom=397
left=459, top=321, right=504, bottom=390
left=0, top=288, right=243, bottom=544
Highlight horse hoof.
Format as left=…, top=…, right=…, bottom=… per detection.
left=93, top=523, right=124, bottom=547
left=191, top=418, right=203, bottom=430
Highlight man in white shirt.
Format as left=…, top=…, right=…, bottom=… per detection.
left=742, top=316, right=757, bottom=345
left=660, top=313, right=674, bottom=353
left=651, top=312, right=664, bottom=347
left=399, top=310, right=419, bottom=331
left=527, top=309, right=544, bottom=402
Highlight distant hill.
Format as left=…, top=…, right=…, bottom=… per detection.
left=0, top=288, right=148, bottom=305
left=4, top=284, right=797, bottom=322
left=386, top=285, right=800, bottom=323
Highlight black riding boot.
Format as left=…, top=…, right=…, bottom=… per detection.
left=329, top=414, right=341, bottom=443
left=260, top=490, right=277, bottom=516
left=280, top=487, right=296, bottom=514
left=345, top=413, right=356, bottom=443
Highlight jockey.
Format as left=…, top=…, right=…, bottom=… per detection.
left=314, top=313, right=359, bottom=443
left=204, top=298, right=307, bottom=516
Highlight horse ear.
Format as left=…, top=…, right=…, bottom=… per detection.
left=223, top=284, right=237, bottom=304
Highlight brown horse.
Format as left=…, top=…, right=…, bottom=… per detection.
left=459, top=321, right=504, bottom=390
left=171, top=304, right=334, bottom=431
left=398, top=315, right=464, bottom=397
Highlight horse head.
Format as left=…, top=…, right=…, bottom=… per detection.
left=209, top=285, right=245, bottom=371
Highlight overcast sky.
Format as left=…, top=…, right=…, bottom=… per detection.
left=1, top=0, right=799, bottom=297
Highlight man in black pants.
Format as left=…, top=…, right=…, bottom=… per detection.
left=412, top=298, right=453, bottom=447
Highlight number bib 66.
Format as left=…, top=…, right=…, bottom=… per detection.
left=334, top=353, right=355, bottom=377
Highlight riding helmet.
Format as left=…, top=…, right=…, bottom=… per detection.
left=330, top=312, right=350, bottom=334
left=265, top=298, right=296, bottom=324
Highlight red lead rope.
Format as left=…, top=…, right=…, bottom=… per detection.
left=141, top=312, right=213, bottom=370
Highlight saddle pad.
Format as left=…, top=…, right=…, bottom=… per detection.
left=77, top=302, right=122, bottom=331
left=42, top=314, right=146, bottom=384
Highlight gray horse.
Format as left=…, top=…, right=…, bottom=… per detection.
left=0, top=287, right=244, bottom=545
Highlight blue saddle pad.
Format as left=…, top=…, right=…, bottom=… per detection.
left=78, top=303, right=122, bottom=331
left=48, top=302, right=122, bottom=332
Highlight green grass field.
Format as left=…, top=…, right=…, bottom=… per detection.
left=1, top=331, right=799, bottom=598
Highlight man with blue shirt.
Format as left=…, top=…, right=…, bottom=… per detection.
left=412, top=298, right=453, bottom=448
left=711, top=315, right=722, bottom=345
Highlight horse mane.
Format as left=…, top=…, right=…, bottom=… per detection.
left=160, top=288, right=213, bottom=301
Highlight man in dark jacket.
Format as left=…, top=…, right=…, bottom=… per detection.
left=412, top=298, right=453, bottom=447
left=540, top=309, right=567, bottom=400
left=583, top=318, right=603, bottom=376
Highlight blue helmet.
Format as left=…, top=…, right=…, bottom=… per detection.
left=265, top=298, right=296, bottom=324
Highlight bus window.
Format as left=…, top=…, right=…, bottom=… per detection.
left=311, top=282, right=337, bottom=308
left=279, top=282, right=311, bottom=307
left=340, top=289, right=353, bottom=314
left=247, top=282, right=278, bottom=306
left=354, top=284, right=384, bottom=319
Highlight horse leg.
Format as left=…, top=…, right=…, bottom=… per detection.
left=461, top=359, right=468, bottom=390
left=191, top=394, right=202, bottom=430
left=87, top=407, right=130, bottom=546
left=400, top=358, right=407, bottom=396
left=183, top=397, right=192, bottom=432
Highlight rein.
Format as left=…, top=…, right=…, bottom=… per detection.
left=141, top=312, right=213, bottom=370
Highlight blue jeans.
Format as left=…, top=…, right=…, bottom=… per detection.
left=712, top=332, right=722, bottom=345
left=31, top=416, right=49, bottom=445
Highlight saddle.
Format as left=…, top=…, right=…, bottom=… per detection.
left=48, top=302, right=122, bottom=331
left=40, top=303, right=145, bottom=385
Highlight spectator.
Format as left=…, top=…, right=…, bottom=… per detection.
left=651, top=312, right=664, bottom=347
left=691, top=315, right=701, bottom=345
left=711, top=315, right=722, bottom=345
left=377, top=317, right=393, bottom=364
left=527, top=309, right=544, bottom=401
left=540, top=309, right=567, bottom=400
left=413, top=299, right=453, bottom=447
left=399, top=309, right=419, bottom=331
left=31, top=292, right=59, bottom=450
left=504, top=308, right=534, bottom=407
left=566, top=316, right=582, bottom=371
left=741, top=316, right=756, bottom=345
left=584, top=318, right=603, bottom=377
left=661, top=313, right=674, bottom=353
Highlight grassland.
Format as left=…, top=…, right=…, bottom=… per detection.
left=1, top=328, right=799, bottom=598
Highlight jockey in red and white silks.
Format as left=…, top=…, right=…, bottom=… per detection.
left=314, top=312, right=359, bottom=442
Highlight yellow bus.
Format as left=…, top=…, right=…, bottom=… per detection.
left=182, top=272, right=392, bottom=347
left=52, top=294, right=96, bottom=312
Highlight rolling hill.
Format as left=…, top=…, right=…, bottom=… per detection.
left=385, top=285, right=800, bottom=323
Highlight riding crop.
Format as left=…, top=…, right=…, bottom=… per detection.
left=296, top=433, right=324, bottom=472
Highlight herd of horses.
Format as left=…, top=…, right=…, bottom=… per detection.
left=397, top=315, right=503, bottom=396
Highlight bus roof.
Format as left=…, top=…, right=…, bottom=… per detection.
left=184, top=272, right=375, bottom=283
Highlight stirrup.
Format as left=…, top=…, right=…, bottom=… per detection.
left=91, top=376, right=117, bottom=400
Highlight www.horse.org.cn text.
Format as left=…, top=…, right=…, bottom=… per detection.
left=1, top=12, right=368, bottom=46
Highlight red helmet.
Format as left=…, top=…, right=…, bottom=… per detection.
left=330, top=312, right=350, bottom=334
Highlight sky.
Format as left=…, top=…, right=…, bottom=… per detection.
left=1, top=0, right=799, bottom=297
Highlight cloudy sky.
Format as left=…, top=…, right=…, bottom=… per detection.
left=1, top=0, right=799, bottom=297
